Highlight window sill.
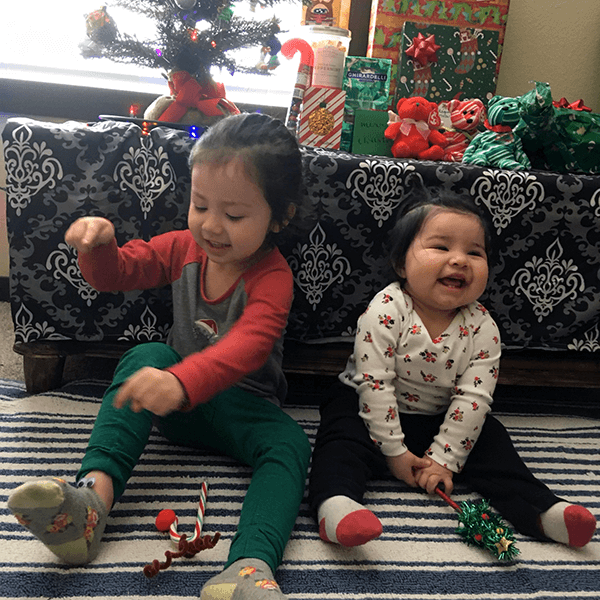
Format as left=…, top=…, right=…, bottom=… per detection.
left=0, top=75, right=288, bottom=123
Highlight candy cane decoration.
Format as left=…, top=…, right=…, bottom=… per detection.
left=155, top=482, right=208, bottom=545
left=282, top=38, right=314, bottom=135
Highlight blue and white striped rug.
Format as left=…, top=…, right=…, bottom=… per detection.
left=1, top=378, right=599, bottom=599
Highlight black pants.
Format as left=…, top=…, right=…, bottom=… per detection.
left=308, top=381, right=562, bottom=540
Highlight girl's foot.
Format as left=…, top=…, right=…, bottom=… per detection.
left=539, top=501, right=596, bottom=547
left=7, top=477, right=108, bottom=564
left=317, top=495, right=382, bottom=547
left=200, top=558, right=286, bottom=599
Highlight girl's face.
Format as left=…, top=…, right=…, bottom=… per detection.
left=399, top=209, right=489, bottom=317
left=188, top=159, right=277, bottom=271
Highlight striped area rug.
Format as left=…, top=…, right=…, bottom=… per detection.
left=1, top=378, right=599, bottom=599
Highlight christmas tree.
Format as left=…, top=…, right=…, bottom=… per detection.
left=82, top=0, right=292, bottom=124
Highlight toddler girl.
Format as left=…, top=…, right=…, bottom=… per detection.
left=8, top=113, right=311, bottom=600
left=309, top=187, right=596, bottom=550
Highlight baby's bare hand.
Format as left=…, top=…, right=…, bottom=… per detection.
left=386, top=451, right=432, bottom=487
left=65, top=217, right=115, bottom=254
left=414, top=462, right=454, bottom=495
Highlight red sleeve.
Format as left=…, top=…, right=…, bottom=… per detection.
left=166, top=250, right=294, bottom=407
left=78, top=231, right=200, bottom=291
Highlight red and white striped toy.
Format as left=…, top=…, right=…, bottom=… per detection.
left=155, top=481, right=208, bottom=545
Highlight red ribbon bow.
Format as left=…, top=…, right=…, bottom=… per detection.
left=405, top=33, right=440, bottom=67
left=552, top=97, right=592, bottom=112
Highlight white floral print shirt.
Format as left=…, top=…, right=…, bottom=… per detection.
left=340, top=281, right=501, bottom=473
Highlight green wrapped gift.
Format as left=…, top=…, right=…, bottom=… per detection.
left=514, top=81, right=600, bottom=174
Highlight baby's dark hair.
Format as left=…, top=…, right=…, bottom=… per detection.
left=189, top=112, right=304, bottom=243
left=387, top=184, right=494, bottom=279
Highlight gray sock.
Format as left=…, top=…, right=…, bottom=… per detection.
left=7, top=476, right=108, bottom=564
left=200, top=558, right=287, bottom=600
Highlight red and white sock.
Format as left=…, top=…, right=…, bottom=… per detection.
left=317, top=495, right=382, bottom=547
left=539, top=501, right=596, bottom=547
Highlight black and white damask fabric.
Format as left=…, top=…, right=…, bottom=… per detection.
left=4, top=118, right=600, bottom=353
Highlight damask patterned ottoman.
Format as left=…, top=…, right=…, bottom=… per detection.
left=4, top=118, right=600, bottom=391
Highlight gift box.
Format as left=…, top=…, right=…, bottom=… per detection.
left=302, top=0, right=352, bottom=28
left=367, top=0, right=510, bottom=105
left=341, top=56, right=392, bottom=151
left=298, top=86, right=347, bottom=149
left=350, top=109, right=393, bottom=156
left=395, top=21, right=499, bottom=105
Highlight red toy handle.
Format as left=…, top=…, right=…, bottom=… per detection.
left=435, top=487, right=460, bottom=512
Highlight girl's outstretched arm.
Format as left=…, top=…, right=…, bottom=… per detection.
left=65, top=217, right=115, bottom=254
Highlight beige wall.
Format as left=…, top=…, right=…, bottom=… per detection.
left=496, top=0, right=600, bottom=111
left=1, top=0, right=599, bottom=279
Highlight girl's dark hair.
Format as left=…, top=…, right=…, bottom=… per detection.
left=189, top=112, right=304, bottom=243
left=387, top=183, right=494, bottom=279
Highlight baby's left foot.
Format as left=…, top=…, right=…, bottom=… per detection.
left=539, top=501, right=596, bottom=547
left=200, top=558, right=286, bottom=599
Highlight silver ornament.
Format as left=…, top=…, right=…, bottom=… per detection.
left=174, top=0, right=197, bottom=8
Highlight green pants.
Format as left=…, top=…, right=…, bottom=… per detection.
left=78, top=342, right=311, bottom=572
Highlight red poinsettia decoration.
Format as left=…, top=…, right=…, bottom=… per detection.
left=406, top=33, right=441, bottom=67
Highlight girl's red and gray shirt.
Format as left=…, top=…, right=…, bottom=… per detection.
left=78, top=230, right=293, bottom=409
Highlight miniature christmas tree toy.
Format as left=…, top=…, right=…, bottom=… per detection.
left=435, top=487, right=520, bottom=561
left=81, top=0, right=288, bottom=126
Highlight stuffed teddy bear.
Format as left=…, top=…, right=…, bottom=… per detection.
left=439, top=98, right=485, bottom=162
left=462, top=95, right=531, bottom=170
left=384, top=97, right=448, bottom=160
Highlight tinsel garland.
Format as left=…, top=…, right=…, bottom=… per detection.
left=436, top=488, right=520, bottom=561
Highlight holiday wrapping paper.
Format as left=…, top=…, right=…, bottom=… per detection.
left=367, top=0, right=510, bottom=105
left=395, top=21, right=499, bottom=104
left=298, top=86, right=346, bottom=149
